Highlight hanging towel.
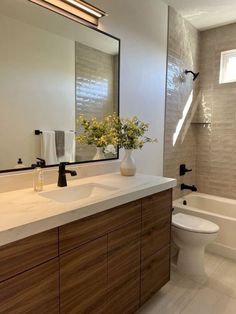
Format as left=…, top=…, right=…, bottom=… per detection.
left=41, top=131, right=58, bottom=165
left=58, top=131, right=75, bottom=163
left=55, top=130, right=65, bottom=158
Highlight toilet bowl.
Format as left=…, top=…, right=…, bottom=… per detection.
left=172, top=213, right=219, bottom=277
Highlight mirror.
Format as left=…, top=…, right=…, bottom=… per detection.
left=0, top=0, right=120, bottom=172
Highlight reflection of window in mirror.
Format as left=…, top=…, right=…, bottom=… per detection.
left=219, top=49, right=236, bottom=84
left=75, top=42, right=119, bottom=162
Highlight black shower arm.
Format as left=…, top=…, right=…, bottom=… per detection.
left=185, top=70, right=195, bottom=75
left=184, top=69, right=200, bottom=81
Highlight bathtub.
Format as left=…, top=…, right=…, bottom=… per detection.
left=173, top=192, right=236, bottom=261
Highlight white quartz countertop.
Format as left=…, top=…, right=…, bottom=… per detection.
left=0, top=172, right=176, bottom=247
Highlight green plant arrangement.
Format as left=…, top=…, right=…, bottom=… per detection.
left=117, top=116, right=157, bottom=176
left=77, top=113, right=157, bottom=173
left=76, top=114, right=119, bottom=148
left=117, top=116, right=157, bottom=150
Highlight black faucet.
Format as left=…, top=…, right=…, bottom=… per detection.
left=58, top=162, right=77, bottom=187
left=181, top=183, right=197, bottom=192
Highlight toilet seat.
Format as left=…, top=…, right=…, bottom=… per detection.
left=172, top=213, right=219, bottom=234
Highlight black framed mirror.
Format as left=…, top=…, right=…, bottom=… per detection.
left=0, top=0, right=120, bottom=173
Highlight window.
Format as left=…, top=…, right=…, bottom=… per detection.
left=219, top=49, right=236, bottom=84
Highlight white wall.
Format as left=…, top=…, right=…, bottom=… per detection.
left=0, top=14, right=75, bottom=169
left=90, top=0, right=168, bottom=176
left=0, top=0, right=169, bottom=175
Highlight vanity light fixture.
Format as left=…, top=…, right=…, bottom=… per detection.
left=29, top=0, right=107, bottom=26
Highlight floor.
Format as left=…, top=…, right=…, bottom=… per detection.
left=138, top=252, right=236, bottom=314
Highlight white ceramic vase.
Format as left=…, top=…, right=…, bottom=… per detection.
left=93, top=147, right=105, bottom=160
left=120, top=149, right=136, bottom=176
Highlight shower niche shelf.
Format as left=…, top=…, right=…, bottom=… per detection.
left=191, top=122, right=211, bottom=125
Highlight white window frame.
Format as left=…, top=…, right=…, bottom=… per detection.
left=219, top=49, right=236, bottom=84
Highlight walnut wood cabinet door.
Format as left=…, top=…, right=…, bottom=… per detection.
left=141, top=246, right=170, bottom=304
left=60, top=236, right=108, bottom=314
left=107, top=220, right=141, bottom=314
left=141, top=190, right=172, bottom=304
left=0, top=229, right=58, bottom=283
left=0, top=258, right=60, bottom=314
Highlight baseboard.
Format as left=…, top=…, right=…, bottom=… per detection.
left=207, top=242, right=236, bottom=261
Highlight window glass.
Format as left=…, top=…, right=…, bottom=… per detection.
left=220, top=49, right=236, bottom=84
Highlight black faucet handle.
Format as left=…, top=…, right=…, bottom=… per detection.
left=186, top=168, right=192, bottom=172
left=36, top=158, right=46, bottom=167
left=180, top=164, right=192, bottom=176
left=70, top=170, right=77, bottom=177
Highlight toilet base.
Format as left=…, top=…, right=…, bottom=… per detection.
left=172, top=225, right=218, bottom=278
left=177, top=247, right=206, bottom=277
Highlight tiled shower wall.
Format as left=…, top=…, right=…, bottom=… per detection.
left=165, top=8, right=236, bottom=200
left=196, top=24, right=236, bottom=199
left=164, top=7, right=200, bottom=200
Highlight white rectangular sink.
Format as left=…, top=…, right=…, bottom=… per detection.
left=39, top=183, right=118, bottom=203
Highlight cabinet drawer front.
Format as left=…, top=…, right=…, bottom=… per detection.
left=108, top=220, right=141, bottom=313
left=142, top=189, right=172, bottom=222
left=60, top=236, right=108, bottom=314
left=59, top=200, right=141, bottom=253
left=0, top=259, right=59, bottom=314
left=142, top=216, right=171, bottom=260
left=0, top=229, right=58, bottom=283
left=141, top=245, right=170, bottom=305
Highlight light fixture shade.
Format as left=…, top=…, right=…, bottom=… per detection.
left=29, top=0, right=107, bottom=26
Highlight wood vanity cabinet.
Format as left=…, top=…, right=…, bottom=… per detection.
left=59, top=200, right=142, bottom=314
left=60, top=236, right=108, bottom=314
left=59, top=200, right=141, bottom=254
left=0, top=228, right=58, bottom=282
left=0, top=229, right=59, bottom=314
left=0, top=259, right=60, bottom=314
left=141, top=190, right=172, bottom=304
left=107, top=219, right=141, bottom=313
left=0, top=189, right=172, bottom=314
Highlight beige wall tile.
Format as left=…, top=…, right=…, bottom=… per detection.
left=164, top=7, right=199, bottom=199
left=165, top=9, right=236, bottom=200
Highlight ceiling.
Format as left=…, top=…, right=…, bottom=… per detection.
left=162, top=0, right=236, bottom=30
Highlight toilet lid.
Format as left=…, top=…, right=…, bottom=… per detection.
left=172, top=213, right=219, bottom=234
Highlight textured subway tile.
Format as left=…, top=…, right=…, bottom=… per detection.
left=164, top=8, right=199, bottom=199
left=75, top=42, right=117, bottom=161
left=165, top=10, right=236, bottom=200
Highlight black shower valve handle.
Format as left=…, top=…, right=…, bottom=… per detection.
left=185, top=168, right=192, bottom=173
left=179, top=164, right=192, bottom=176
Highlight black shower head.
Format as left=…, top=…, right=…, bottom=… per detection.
left=184, top=70, right=200, bottom=81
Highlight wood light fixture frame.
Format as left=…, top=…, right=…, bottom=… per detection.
left=29, top=0, right=107, bottom=26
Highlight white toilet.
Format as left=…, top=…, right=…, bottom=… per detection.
left=172, top=213, right=219, bottom=277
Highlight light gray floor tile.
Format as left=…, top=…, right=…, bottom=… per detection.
left=138, top=253, right=236, bottom=314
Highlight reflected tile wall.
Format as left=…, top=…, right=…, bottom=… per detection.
left=196, top=23, right=236, bottom=198
left=75, top=42, right=117, bottom=161
left=164, top=7, right=200, bottom=200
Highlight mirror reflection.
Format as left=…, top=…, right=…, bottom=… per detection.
left=0, top=0, right=119, bottom=171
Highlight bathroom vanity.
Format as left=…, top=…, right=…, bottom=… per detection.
left=0, top=173, right=176, bottom=313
